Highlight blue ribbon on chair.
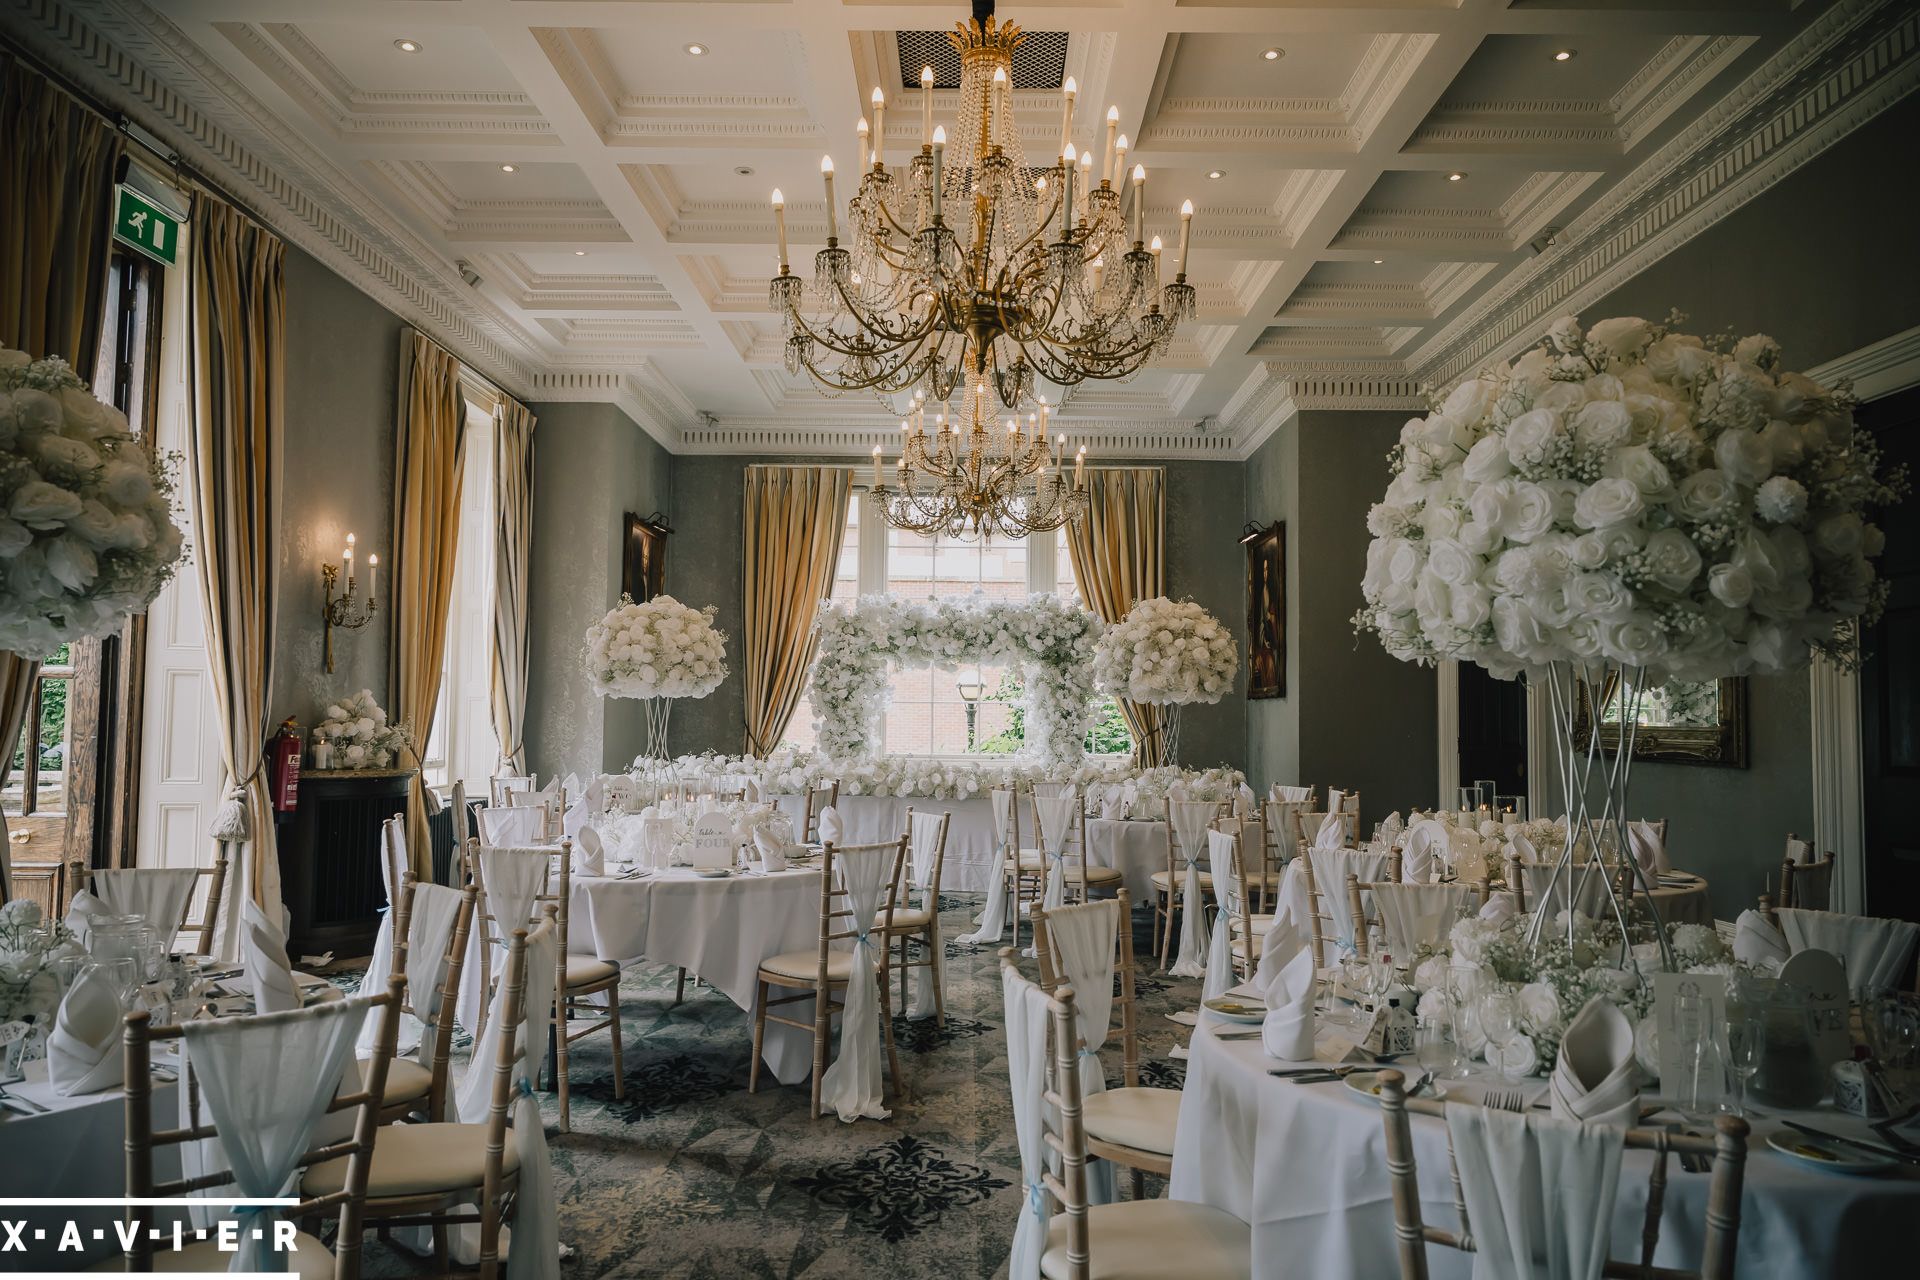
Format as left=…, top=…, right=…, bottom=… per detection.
left=1027, top=1179, right=1047, bottom=1216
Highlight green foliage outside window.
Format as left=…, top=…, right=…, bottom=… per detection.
left=975, top=671, right=1132, bottom=757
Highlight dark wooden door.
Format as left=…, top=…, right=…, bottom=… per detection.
left=1859, top=384, right=1920, bottom=923
left=1457, top=663, right=1529, bottom=800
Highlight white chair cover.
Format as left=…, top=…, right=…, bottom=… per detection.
left=1327, top=789, right=1347, bottom=819
left=244, top=898, right=300, bottom=1014
left=906, top=811, right=948, bottom=1020
left=1264, top=799, right=1305, bottom=854
left=961, top=790, right=1016, bottom=943
left=481, top=847, right=551, bottom=940
left=91, top=868, right=199, bottom=943
left=179, top=996, right=370, bottom=1272
left=1445, top=1104, right=1623, bottom=1280
left=817, top=805, right=843, bottom=845
left=1778, top=908, right=1920, bottom=998
left=1002, top=964, right=1052, bottom=1280
left=820, top=845, right=894, bottom=1122
left=1202, top=828, right=1243, bottom=1002
left=562, top=795, right=591, bottom=842
left=1168, top=800, right=1217, bottom=978
left=480, top=805, right=545, bottom=848
left=356, top=882, right=464, bottom=1058
left=1306, top=846, right=1393, bottom=954
left=1034, top=791, right=1076, bottom=912
left=1372, top=882, right=1478, bottom=959
left=47, top=962, right=124, bottom=1096
left=1313, top=811, right=1346, bottom=849
left=1043, top=899, right=1119, bottom=1206
left=1731, top=908, right=1789, bottom=970
left=1271, top=785, right=1311, bottom=803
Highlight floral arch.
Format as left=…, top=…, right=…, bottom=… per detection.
left=806, top=594, right=1104, bottom=767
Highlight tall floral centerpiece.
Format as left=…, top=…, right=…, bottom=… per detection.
left=0, top=350, right=186, bottom=658
left=1091, top=597, right=1239, bottom=767
left=582, top=594, right=729, bottom=761
left=1356, top=314, right=1905, bottom=953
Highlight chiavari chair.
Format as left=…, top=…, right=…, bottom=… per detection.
left=488, top=775, right=534, bottom=808
left=802, top=781, right=840, bottom=843
left=551, top=838, right=625, bottom=1133
left=356, top=875, right=477, bottom=1124
left=1777, top=834, right=1836, bottom=912
left=877, top=808, right=952, bottom=1027
left=750, top=837, right=907, bottom=1119
left=1150, top=802, right=1218, bottom=969
left=1024, top=785, right=1123, bottom=920
left=999, top=786, right=1047, bottom=947
left=112, top=975, right=407, bottom=1278
left=1375, top=1069, right=1749, bottom=1280
left=1212, top=822, right=1270, bottom=982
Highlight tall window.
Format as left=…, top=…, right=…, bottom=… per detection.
left=421, top=401, right=497, bottom=794
left=777, top=493, right=1130, bottom=759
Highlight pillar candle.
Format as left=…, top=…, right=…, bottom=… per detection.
left=1061, top=144, right=1077, bottom=231
left=771, top=189, right=789, bottom=270
left=821, top=156, right=837, bottom=241
left=872, top=444, right=883, bottom=486
left=1114, top=134, right=1129, bottom=186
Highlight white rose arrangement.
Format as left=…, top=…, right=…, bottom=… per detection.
left=808, top=594, right=1102, bottom=767
left=0, top=349, right=187, bottom=655
left=0, top=899, right=72, bottom=1028
left=311, top=689, right=413, bottom=769
left=583, top=594, right=728, bottom=701
left=1355, top=315, right=1907, bottom=680
left=1091, top=597, right=1239, bottom=704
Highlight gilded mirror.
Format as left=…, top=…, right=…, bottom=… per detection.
left=1570, top=673, right=1748, bottom=767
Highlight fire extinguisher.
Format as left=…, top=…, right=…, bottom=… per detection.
left=270, top=719, right=303, bottom=813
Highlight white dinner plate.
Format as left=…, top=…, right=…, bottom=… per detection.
left=694, top=868, right=733, bottom=879
left=1766, top=1128, right=1899, bottom=1175
left=1202, top=995, right=1267, bottom=1024
left=1341, top=1070, right=1446, bottom=1102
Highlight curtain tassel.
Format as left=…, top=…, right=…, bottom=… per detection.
left=210, top=784, right=252, bottom=841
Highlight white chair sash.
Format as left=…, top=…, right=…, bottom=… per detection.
left=1002, top=964, right=1052, bottom=1280
left=1778, top=908, right=1920, bottom=998
left=1445, top=1104, right=1623, bottom=1280
left=1372, top=882, right=1479, bottom=958
left=1034, top=791, right=1076, bottom=912
left=1307, top=846, right=1393, bottom=954
left=820, top=845, right=894, bottom=1122
left=1168, top=800, right=1217, bottom=978
left=480, top=847, right=551, bottom=938
left=964, top=789, right=1018, bottom=940
left=1203, top=828, right=1242, bottom=1002
left=454, top=920, right=557, bottom=1125
left=1043, top=899, right=1119, bottom=1206
left=356, top=882, right=463, bottom=1058
left=180, top=995, right=371, bottom=1273
left=907, top=811, right=948, bottom=1020
left=480, top=805, right=545, bottom=848
left=91, top=868, right=199, bottom=943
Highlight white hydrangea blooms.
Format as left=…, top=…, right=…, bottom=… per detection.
left=582, top=594, right=729, bottom=701
left=1090, top=597, right=1239, bottom=704
left=808, top=594, right=1102, bottom=766
left=311, top=689, right=413, bottom=769
left=0, top=349, right=187, bottom=654
left=1355, top=316, right=1907, bottom=680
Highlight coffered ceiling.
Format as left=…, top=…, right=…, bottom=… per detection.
left=10, top=0, right=1920, bottom=456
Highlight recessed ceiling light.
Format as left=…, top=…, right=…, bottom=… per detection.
left=500, top=164, right=516, bottom=173
left=393, top=38, right=422, bottom=54
left=1553, top=49, right=1576, bottom=62
left=1261, top=48, right=1284, bottom=62
left=734, top=165, right=756, bottom=177
left=1206, top=169, right=1225, bottom=180
left=684, top=42, right=708, bottom=56
left=573, top=250, right=587, bottom=256
left=1447, top=171, right=1466, bottom=182
left=1372, top=259, right=1384, bottom=264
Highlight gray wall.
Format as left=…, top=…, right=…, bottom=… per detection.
left=524, top=402, right=672, bottom=779
left=1243, top=421, right=1300, bottom=791
left=272, top=246, right=402, bottom=729
left=661, top=457, right=1251, bottom=771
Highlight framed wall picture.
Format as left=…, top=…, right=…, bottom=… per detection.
left=1244, top=520, right=1285, bottom=700
left=622, top=511, right=670, bottom=603
left=1571, top=673, right=1749, bottom=768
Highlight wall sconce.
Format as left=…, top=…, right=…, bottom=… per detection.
left=321, top=532, right=378, bottom=672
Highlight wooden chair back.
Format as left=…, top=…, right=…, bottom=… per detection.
left=121, top=974, right=408, bottom=1277
left=1778, top=843, right=1836, bottom=912
left=901, top=807, right=952, bottom=910
left=1007, top=954, right=1091, bottom=1280
left=183, top=851, right=231, bottom=958
left=804, top=782, right=841, bottom=843
left=1028, top=784, right=1100, bottom=907
left=1031, top=891, right=1141, bottom=1087
left=1293, top=809, right=1336, bottom=851
left=403, top=878, right=478, bottom=1123
left=1208, top=820, right=1260, bottom=979
left=489, top=775, right=534, bottom=808
left=1375, top=1069, right=1749, bottom=1280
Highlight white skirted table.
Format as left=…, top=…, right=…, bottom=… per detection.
left=566, top=865, right=824, bottom=1084
left=1169, top=1015, right=1918, bottom=1278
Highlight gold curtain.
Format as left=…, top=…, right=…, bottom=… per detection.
left=1064, top=467, right=1167, bottom=766
left=390, top=331, right=467, bottom=877
left=742, top=466, right=852, bottom=756
left=0, top=56, right=124, bottom=903
left=489, top=396, right=536, bottom=776
left=188, top=195, right=286, bottom=917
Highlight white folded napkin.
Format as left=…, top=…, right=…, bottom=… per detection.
left=1313, top=811, right=1346, bottom=849
left=1100, top=785, right=1125, bottom=821
left=753, top=827, right=789, bottom=872
left=1549, top=996, right=1639, bottom=1129
left=244, top=898, right=301, bottom=1014
left=1400, top=819, right=1441, bottom=884
left=1777, top=907, right=1920, bottom=998
left=584, top=776, right=606, bottom=814
left=1259, top=944, right=1316, bottom=1060
left=1731, top=908, right=1789, bottom=970
left=572, top=827, right=606, bottom=878
left=561, top=772, right=582, bottom=801
left=63, top=889, right=107, bottom=948
left=1479, top=894, right=1518, bottom=925
left=48, top=962, right=125, bottom=1096
left=562, top=795, right=591, bottom=841
left=1626, top=819, right=1671, bottom=877
left=817, top=805, right=842, bottom=845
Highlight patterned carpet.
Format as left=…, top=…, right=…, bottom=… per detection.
left=359, top=897, right=1198, bottom=1279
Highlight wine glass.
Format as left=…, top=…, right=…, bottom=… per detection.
left=1725, top=1015, right=1764, bottom=1117
left=1479, top=990, right=1519, bottom=1079
left=1416, top=995, right=1459, bottom=1083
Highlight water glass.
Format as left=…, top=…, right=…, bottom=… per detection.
left=85, top=956, right=141, bottom=1009
left=1479, top=990, right=1519, bottom=1077
left=1724, top=1015, right=1764, bottom=1117
left=1416, top=996, right=1461, bottom=1080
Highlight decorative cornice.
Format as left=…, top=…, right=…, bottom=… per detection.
left=675, top=418, right=1241, bottom=460
left=1806, top=324, right=1920, bottom=401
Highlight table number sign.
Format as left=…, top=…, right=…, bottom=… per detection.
left=1653, top=971, right=1727, bottom=1093
left=689, top=812, right=736, bottom=870
left=1778, top=949, right=1851, bottom=1070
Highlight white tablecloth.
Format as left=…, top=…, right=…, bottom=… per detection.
left=1086, top=818, right=1170, bottom=903
left=568, top=866, right=824, bottom=1084
left=1169, top=1015, right=1919, bottom=1278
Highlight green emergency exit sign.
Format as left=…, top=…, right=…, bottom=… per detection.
left=113, top=185, right=180, bottom=266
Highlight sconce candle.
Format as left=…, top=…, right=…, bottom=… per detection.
left=321, top=531, right=379, bottom=673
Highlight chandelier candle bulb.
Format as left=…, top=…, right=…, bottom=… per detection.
left=368, top=553, right=377, bottom=598
left=1061, top=144, right=1077, bottom=232
left=1102, top=105, right=1119, bottom=183
left=931, top=126, right=945, bottom=218
left=1150, top=234, right=1163, bottom=288
left=1079, top=151, right=1093, bottom=220
left=820, top=156, right=837, bottom=240
left=1059, top=76, right=1076, bottom=153
left=856, top=117, right=869, bottom=172
left=1114, top=133, right=1129, bottom=181
left=1132, top=164, right=1146, bottom=244
left=770, top=189, right=789, bottom=270
left=1177, top=199, right=1194, bottom=275
left=993, top=67, right=1009, bottom=146
left=870, top=87, right=885, bottom=168
left=1075, top=445, right=1086, bottom=486
left=921, top=65, right=935, bottom=146
left=872, top=444, right=883, bottom=487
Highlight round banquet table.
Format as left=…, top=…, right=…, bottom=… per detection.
left=1169, top=1014, right=1918, bottom=1278
left=567, top=864, right=825, bottom=1084
left=1492, top=869, right=1711, bottom=928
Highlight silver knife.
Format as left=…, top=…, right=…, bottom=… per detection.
left=1782, top=1120, right=1920, bottom=1165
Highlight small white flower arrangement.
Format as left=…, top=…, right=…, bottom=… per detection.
left=1354, top=314, right=1908, bottom=680
left=582, top=594, right=728, bottom=701
left=311, top=689, right=413, bottom=770
left=1091, top=597, right=1239, bottom=705
left=0, top=899, right=71, bottom=1028
left=0, top=349, right=187, bottom=655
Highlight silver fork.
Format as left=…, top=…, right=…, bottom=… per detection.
left=1485, top=1088, right=1523, bottom=1112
